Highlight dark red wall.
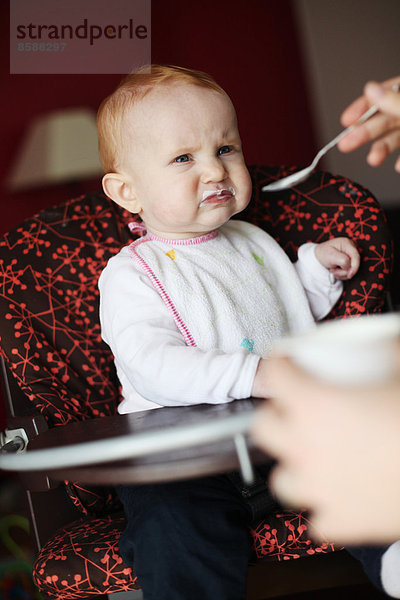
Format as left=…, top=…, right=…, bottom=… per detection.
left=0, top=0, right=316, bottom=233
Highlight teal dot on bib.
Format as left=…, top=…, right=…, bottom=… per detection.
left=240, top=338, right=254, bottom=353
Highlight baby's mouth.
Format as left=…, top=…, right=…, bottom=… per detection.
left=200, top=187, right=235, bottom=207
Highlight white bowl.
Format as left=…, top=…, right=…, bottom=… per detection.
left=275, top=313, right=400, bottom=386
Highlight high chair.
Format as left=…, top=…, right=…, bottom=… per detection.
left=0, top=165, right=393, bottom=599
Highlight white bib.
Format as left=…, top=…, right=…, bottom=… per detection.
left=129, top=220, right=315, bottom=357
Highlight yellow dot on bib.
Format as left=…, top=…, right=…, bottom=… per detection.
left=166, top=249, right=176, bottom=260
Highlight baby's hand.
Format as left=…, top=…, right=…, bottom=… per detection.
left=314, top=237, right=360, bottom=280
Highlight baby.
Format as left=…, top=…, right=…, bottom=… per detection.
left=97, top=65, right=360, bottom=600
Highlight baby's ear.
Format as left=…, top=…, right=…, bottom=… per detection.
left=102, top=173, right=141, bottom=213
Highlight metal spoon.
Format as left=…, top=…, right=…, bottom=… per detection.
left=262, top=83, right=400, bottom=192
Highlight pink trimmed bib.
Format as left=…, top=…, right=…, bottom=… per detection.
left=129, top=220, right=315, bottom=357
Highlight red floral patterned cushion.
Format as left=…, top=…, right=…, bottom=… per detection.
left=33, top=509, right=337, bottom=599
left=0, top=167, right=392, bottom=598
left=242, top=166, right=392, bottom=318
left=33, top=515, right=139, bottom=598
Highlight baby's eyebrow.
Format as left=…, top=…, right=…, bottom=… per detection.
left=168, top=126, right=241, bottom=158
left=172, top=146, right=197, bottom=157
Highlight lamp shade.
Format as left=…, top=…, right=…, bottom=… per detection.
left=7, top=108, right=103, bottom=191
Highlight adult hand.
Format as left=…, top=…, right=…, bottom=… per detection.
left=338, top=76, right=400, bottom=172
left=251, top=353, right=400, bottom=544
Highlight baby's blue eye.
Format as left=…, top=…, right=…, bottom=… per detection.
left=218, top=145, right=232, bottom=156
left=174, top=154, right=190, bottom=163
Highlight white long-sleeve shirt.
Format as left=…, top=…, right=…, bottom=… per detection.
left=99, top=220, right=342, bottom=413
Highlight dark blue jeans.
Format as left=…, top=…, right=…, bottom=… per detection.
left=116, top=473, right=267, bottom=600
left=117, top=473, right=391, bottom=599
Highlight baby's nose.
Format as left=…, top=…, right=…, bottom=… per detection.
left=200, top=158, right=227, bottom=183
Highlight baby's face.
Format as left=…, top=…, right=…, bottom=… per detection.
left=119, top=83, right=252, bottom=239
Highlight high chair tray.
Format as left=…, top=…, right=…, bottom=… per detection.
left=2, top=398, right=269, bottom=484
